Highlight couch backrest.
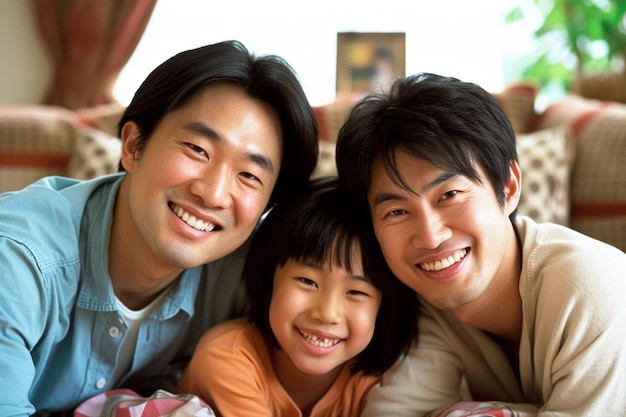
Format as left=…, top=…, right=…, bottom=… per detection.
left=0, top=105, right=121, bottom=193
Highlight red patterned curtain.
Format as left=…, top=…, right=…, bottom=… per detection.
left=32, top=0, right=157, bottom=109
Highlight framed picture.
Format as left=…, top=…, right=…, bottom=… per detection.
left=336, top=32, right=406, bottom=95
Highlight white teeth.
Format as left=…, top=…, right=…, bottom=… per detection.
left=420, top=249, right=467, bottom=272
left=299, top=330, right=340, bottom=348
left=171, top=204, right=215, bottom=232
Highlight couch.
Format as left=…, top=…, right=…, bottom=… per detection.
left=1, top=84, right=624, bottom=252
left=0, top=103, right=123, bottom=192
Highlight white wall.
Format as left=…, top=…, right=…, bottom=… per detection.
left=0, top=0, right=535, bottom=106
left=0, top=0, right=52, bottom=104
left=117, top=0, right=529, bottom=106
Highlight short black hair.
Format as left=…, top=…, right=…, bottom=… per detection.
left=336, top=72, right=517, bottom=209
left=243, top=176, right=419, bottom=375
left=119, top=40, right=319, bottom=207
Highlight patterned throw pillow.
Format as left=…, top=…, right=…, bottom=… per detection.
left=516, top=127, right=575, bottom=226
left=67, top=126, right=121, bottom=180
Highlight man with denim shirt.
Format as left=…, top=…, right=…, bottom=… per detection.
left=0, top=40, right=318, bottom=416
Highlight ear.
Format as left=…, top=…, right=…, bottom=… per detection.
left=119, top=121, right=141, bottom=173
left=503, top=160, right=522, bottom=216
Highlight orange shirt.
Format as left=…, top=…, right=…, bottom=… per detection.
left=176, top=317, right=379, bottom=417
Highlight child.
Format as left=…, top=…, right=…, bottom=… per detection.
left=176, top=176, right=419, bottom=417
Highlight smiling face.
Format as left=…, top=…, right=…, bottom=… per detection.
left=118, top=83, right=282, bottom=273
left=368, top=150, right=521, bottom=316
left=268, top=251, right=381, bottom=379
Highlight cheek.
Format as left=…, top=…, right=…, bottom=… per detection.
left=268, top=301, right=281, bottom=338
left=461, top=199, right=507, bottom=235
left=351, top=301, right=381, bottom=338
left=136, top=150, right=192, bottom=189
left=376, top=228, right=406, bottom=266
left=269, top=283, right=296, bottom=321
left=233, top=170, right=276, bottom=230
left=234, top=185, right=275, bottom=228
left=268, top=289, right=300, bottom=342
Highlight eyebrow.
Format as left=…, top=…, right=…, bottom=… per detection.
left=372, top=171, right=458, bottom=206
left=184, top=121, right=275, bottom=174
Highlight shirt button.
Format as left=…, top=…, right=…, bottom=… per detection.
left=109, top=326, right=120, bottom=337
left=96, top=378, right=106, bottom=389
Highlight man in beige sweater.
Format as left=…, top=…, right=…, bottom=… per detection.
left=335, top=72, right=626, bottom=416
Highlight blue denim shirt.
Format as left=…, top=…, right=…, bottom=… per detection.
left=0, top=174, right=249, bottom=416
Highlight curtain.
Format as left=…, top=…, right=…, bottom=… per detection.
left=32, top=0, right=157, bottom=109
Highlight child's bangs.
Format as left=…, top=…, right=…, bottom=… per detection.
left=288, top=224, right=362, bottom=276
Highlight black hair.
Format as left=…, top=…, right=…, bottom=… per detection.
left=243, top=176, right=419, bottom=375
left=335, top=72, right=518, bottom=210
left=118, top=40, right=319, bottom=207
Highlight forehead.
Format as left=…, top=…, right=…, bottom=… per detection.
left=368, top=150, right=474, bottom=204
left=167, top=83, right=283, bottom=155
left=180, top=83, right=280, bottom=131
left=368, top=150, right=435, bottom=190
left=296, top=235, right=364, bottom=272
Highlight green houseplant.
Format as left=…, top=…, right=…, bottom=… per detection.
left=507, top=0, right=626, bottom=101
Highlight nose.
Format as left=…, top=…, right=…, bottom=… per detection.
left=191, top=164, right=234, bottom=209
left=411, top=207, right=451, bottom=250
left=310, top=292, right=343, bottom=325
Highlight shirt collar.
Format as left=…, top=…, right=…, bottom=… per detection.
left=76, top=175, right=200, bottom=319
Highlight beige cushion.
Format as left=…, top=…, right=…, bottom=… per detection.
left=312, top=140, right=337, bottom=178
left=533, top=95, right=626, bottom=251
left=492, top=82, right=539, bottom=134
left=75, top=103, right=125, bottom=138
left=313, top=95, right=356, bottom=143
left=534, top=94, right=614, bottom=131
left=568, top=107, right=626, bottom=251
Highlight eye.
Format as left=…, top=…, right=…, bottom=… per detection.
left=239, top=171, right=262, bottom=184
left=297, top=277, right=317, bottom=288
left=440, top=190, right=458, bottom=201
left=186, top=142, right=207, bottom=157
left=346, top=289, right=369, bottom=297
left=384, top=208, right=407, bottom=219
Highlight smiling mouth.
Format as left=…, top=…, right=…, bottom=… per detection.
left=169, top=203, right=219, bottom=232
left=298, top=329, right=341, bottom=348
left=419, top=248, right=467, bottom=272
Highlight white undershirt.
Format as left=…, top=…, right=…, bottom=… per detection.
left=112, top=289, right=170, bottom=384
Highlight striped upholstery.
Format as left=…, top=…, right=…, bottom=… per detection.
left=0, top=105, right=121, bottom=193
left=535, top=97, right=626, bottom=251
left=0, top=106, right=75, bottom=192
